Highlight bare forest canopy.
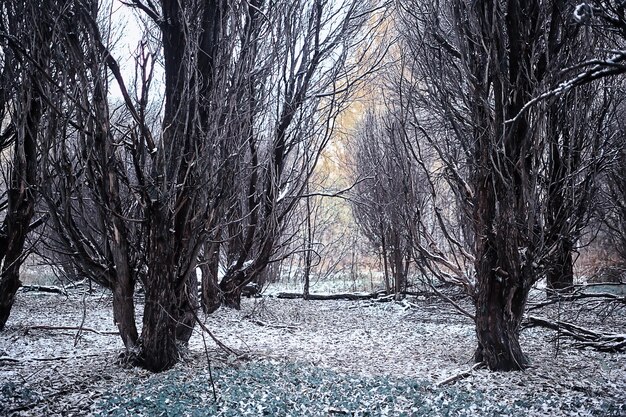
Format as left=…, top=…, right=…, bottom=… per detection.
left=0, top=0, right=624, bottom=385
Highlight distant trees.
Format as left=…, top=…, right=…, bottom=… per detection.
left=200, top=0, right=383, bottom=311
left=351, top=111, right=421, bottom=297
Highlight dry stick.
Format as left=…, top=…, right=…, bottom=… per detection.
left=2, top=353, right=103, bottom=363
left=436, top=362, right=485, bottom=387
left=200, top=331, right=218, bottom=402
left=191, top=309, right=238, bottom=356
left=526, top=316, right=626, bottom=352
left=74, top=292, right=88, bottom=347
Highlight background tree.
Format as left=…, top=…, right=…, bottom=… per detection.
left=207, top=0, right=385, bottom=310
left=351, top=110, right=421, bottom=298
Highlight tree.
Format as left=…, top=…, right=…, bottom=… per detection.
left=394, top=0, right=618, bottom=370
left=34, top=0, right=235, bottom=370
left=0, top=1, right=55, bottom=329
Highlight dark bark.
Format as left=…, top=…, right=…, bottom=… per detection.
left=473, top=182, right=531, bottom=370
left=139, top=269, right=179, bottom=372
left=277, top=291, right=383, bottom=301
left=176, top=269, right=199, bottom=344
left=200, top=240, right=222, bottom=313
left=466, top=0, right=537, bottom=371
left=220, top=270, right=245, bottom=309
left=112, top=281, right=138, bottom=350
left=546, top=239, right=575, bottom=297
left=303, top=193, right=312, bottom=300
left=137, top=0, right=225, bottom=371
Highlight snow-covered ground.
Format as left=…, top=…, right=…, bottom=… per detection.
left=0, top=288, right=624, bottom=416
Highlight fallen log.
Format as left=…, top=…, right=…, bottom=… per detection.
left=525, top=316, right=626, bottom=353
left=19, top=285, right=67, bottom=295
left=276, top=291, right=383, bottom=301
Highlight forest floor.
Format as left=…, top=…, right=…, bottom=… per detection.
left=0, top=286, right=624, bottom=416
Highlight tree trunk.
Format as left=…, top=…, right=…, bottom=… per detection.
left=176, top=269, right=199, bottom=344
left=392, top=234, right=405, bottom=300
left=474, top=195, right=530, bottom=371
left=139, top=208, right=180, bottom=372
left=381, top=225, right=390, bottom=294
left=303, top=193, right=312, bottom=300
left=546, top=239, right=574, bottom=297
left=112, top=280, right=138, bottom=350
left=139, top=279, right=179, bottom=372
left=200, top=240, right=222, bottom=313
left=220, top=269, right=245, bottom=309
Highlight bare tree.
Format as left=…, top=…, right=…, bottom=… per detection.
left=208, top=0, right=386, bottom=310
left=393, top=0, right=618, bottom=370
left=351, top=110, right=421, bottom=298
left=0, top=1, right=56, bottom=329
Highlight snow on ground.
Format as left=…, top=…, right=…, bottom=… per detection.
left=0, top=288, right=624, bottom=416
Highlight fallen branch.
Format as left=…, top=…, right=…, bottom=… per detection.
left=436, top=362, right=484, bottom=387
left=25, top=325, right=119, bottom=335
left=525, top=316, right=626, bottom=352
left=528, top=292, right=625, bottom=311
left=1, top=353, right=103, bottom=363
left=19, top=285, right=67, bottom=295
left=191, top=309, right=239, bottom=357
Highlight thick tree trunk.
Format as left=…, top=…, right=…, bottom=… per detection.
left=474, top=196, right=530, bottom=371
left=474, top=274, right=529, bottom=370
left=0, top=269, right=22, bottom=330
left=139, top=208, right=180, bottom=372
left=139, top=278, right=179, bottom=372
left=220, top=270, right=245, bottom=309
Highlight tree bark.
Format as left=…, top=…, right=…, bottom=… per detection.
left=546, top=239, right=574, bottom=297
left=200, top=240, right=222, bottom=313
left=220, top=270, right=245, bottom=309
left=474, top=189, right=531, bottom=370
left=112, top=281, right=138, bottom=350
left=176, top=269, right=199, bottom=344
